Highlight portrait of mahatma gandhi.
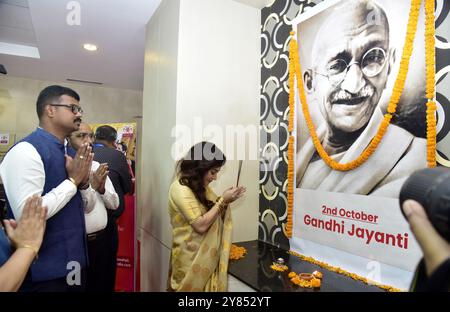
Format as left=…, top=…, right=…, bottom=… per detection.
left=295, top=0, right=427, bottom=198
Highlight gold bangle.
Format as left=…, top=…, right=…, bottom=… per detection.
left=68, top=177, right=77, bottom=186
left=17, top=244, right=39, bottom=260
left=219, top=202, right=228, bottom=214
left=215, top=198, right=224, bottom=214
left=217, top=197, right=229, bottom=206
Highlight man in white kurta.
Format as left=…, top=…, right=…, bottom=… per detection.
left=68, top=123, right=119, bottom=291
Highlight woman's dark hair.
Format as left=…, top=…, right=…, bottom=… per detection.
left=177, top=142, right=226, bottom=210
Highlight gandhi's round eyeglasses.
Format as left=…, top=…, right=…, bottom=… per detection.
left=315, top=47, right=387, bottom=86
left=49, top=104, right=83, bottom=114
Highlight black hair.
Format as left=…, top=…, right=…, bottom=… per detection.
left=95, top=125, right=117, bottom=143
left=36, top=85, right=80, bottom=119
left=119, top=142, right=128, bottom=152
left=176, top=142, right=226, bottom=210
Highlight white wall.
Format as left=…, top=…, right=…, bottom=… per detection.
left=139, top=0, right=180, bottom=292
left=139, top=0, right=260, bottom=291
left=176, top=0, right=260, bottom=243
left=0, top=76, right=142, bottom=141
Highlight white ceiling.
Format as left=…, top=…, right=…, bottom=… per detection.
left=0, top=0, right=268, bottom=91
left=0, top=0, right=161, bottom=90
left=0, top=0, right=36, bottom=46
left=232, top=0, right=271, bottom=9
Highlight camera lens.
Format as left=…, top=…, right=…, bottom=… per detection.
left=399, top=167, right=450, bottom=242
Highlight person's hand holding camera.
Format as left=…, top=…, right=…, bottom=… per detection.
left=403, top=200, right=450, bottom=277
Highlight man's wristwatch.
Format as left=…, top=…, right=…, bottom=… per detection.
left=79, top=182, right=90, bottom=190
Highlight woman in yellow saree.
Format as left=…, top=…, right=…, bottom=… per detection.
left=168, top=142, right=246, bottom=291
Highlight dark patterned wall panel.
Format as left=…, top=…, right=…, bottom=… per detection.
left=260, top=0, right=321, bottom=249
left=435, top=0, right=450, bottom=162
left=259, top=0, right=450, bottom=248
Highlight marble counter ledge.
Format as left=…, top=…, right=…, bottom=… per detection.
left=227, top=240, right=384, bottom=292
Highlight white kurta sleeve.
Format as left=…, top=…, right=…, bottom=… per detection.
left=0, top=142, right=77, bottom=220
left=101, top=176, right=119, bottom=210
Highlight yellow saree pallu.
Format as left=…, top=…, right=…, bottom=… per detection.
left=168, top=180, right=233, bottom=292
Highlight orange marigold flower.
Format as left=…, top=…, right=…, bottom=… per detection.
left=270, top=263, right=289, bottom=272
left=311, top=278, right=321, bottom=288
left=288, top=272, right=297, bottom=279
left=229, top=244, right=247, bottom=260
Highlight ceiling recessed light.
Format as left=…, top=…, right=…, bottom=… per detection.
left=83, top=43, right=98, bottom=51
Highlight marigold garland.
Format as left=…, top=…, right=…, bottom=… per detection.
left=288, top=0, right=422, bottom=172
left=288, top=36, right=296, bottom=133
left=282, top=0, right=437, bottom=292
left=288, top=250, right=402, bottom=292
left=425, top=0, right=437, bottom=167
left=286, top=0, right=438, bottom=238
left=285, top=30, right=297, bottom=238
left=286, top=135, right=295, bottom=238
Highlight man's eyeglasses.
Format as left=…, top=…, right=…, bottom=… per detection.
left=49, top=104, right=83, bottom=114
left=315, top=47, right=388, bottom=86
left=72, top=132, right=94, bottom=139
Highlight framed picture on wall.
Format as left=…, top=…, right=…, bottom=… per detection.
left=289, top=0, right=438, bottom=290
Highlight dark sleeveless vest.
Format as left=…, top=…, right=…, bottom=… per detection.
left=5, top=128, right=88, bottom=282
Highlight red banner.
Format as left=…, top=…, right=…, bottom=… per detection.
left=115, top=194, right=136, bottom=291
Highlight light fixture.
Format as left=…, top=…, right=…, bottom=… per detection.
left=83, top=43, right=98, bottom=51
left=0, top=42, right=40, bottom=59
